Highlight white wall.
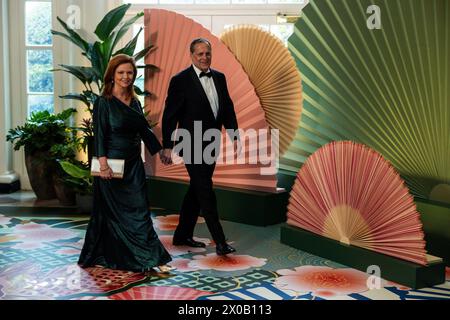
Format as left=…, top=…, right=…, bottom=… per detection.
left=126, top=3, right=307, bottom=35
left=0, top=0, right=19, bottom=186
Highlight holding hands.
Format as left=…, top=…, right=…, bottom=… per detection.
left=234, top=139, right=242, bottom=158
left=159, top=148, right=173, bottom=165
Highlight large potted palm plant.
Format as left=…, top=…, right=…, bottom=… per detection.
left=51, top=3, right=156, bottom=163
left=51, top=4, right=156, bottom=211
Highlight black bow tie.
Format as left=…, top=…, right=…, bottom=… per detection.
left=199, top=71, right=212, bottom=78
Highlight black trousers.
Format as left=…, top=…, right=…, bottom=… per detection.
left=173, top=163, right=226, bottom=245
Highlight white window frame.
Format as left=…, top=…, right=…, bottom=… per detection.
left=17, top=0, right=56, bottom=117
left=8, top=0, right=59, bottom=190
left=125, top=1, right=305, bottom=101
left=125, top=2, right=307, bottom=36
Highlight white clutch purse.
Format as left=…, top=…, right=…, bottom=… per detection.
left=90, top=157, right=125, bottom=179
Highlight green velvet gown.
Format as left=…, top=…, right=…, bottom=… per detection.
left=78, top=96, right=171, bottom=272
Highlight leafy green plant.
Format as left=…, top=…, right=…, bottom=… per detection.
left=51, top=3, right=156, bottom=139
left=6, top=108, right=78, bottom=201
left=38, top=3, right=160, bottom=199
left=6, top=108, right=77, bottom=155
left=51, top=3, right=160, bottom=164
left=58, top=160, right=93, bottom=195
left=76, top=118, right=93, bottom=154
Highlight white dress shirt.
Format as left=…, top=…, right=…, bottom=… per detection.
left=193, top=64, right=219, bottom=119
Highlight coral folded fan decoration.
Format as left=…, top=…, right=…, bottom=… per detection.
left=220, top=25, right=303, bottom=156
left=144, top=9, right=277, bottom=192
left=287, top=141, right=428, bottom=265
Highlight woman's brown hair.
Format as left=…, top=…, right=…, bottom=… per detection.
left=102, top=54, right=138, bottom=100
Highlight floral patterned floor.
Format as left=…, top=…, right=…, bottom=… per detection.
left=0, top=209, right=449, bottom=300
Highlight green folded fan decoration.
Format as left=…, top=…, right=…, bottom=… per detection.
left=281, top=0, right=450, bottom=204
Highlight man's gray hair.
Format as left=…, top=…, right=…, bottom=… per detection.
left=190, top=38, right=211, bottom=53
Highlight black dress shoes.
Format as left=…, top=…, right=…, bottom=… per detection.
left=216, top=243, right=236, bottom=256
left=172, top=237, right=206, bottom=248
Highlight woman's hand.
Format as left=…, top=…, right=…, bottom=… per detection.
left=98, top=157, right=112, bottom=179
left=98, top=156, right=112, bottom=179
left=99, top=166, right=113, bottom=180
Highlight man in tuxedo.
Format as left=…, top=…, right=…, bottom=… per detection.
left=160, top=38, right=239, bottom=256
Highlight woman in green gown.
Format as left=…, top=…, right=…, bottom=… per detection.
left=78, top=54, right=172, bottom=272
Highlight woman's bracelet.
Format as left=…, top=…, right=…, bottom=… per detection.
left=100, top=167, right=110, bottom=172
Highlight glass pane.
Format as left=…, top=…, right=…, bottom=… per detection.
left=133, top=24, right=146, bottom=94
left=232, top=0, right=266, bottom=3
left=25, top=2, right=52, bottom=46
left=28, top=95, right=54, bottom=115
left=159, top=0, right=194, bottom=3
left=195, top=0, right=230, bottom=3
left=135, top=75, right=145, bottom=93
left=268, top=0, right=305, bottom=3
left=257, top=24, right=270, bottom=32
left=127, top=0, right=158, bottom=3
left=133, top=24, right=145, bottom=64
left=270, top=24, right=294, bottom=45
left=27, top=50, right=54, bottom=93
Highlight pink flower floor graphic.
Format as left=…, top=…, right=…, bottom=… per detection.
left=154, top=214, right=205, bottom=231
left=55, top=248, right=82, bottom=255
left=1, top=214, right=448, bottom=300
left=108, top=286, right=213, bottom=300
left=0, top=262, right=148, bottom=299
left=56, top=239, right=84, bottom=254
left=385, top=281, right=411, bottom=291
left=168, top=259, right=199, bottom=273
left=189, top=253, right=267, bottom=272
left=0, top=214, right=12, bottom=226
left=0, top=222, right=79, bottom=250
left=54, top=240, right=83, bottom=255
left=275, top=266, right=371, bottom=298
left=159, top=235, right=210, bottom=256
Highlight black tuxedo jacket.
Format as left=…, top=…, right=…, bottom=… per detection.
left=162, top=66, right=238, bottom=152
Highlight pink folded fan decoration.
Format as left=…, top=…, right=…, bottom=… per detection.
left=287, top=141, right=428, bottom=265
left=144, top=9, right=278, bottom=192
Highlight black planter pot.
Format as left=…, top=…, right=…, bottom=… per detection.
left=76, top=193, right=93, bottom=214
left=53, top=174, right=76, bottom=206
left=24, top=147, right=56, bottom=200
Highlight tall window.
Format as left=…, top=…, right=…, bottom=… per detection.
left=25, top=0, right=54, bottom=114
left=127, top=0, right=304, bottom=44
left=224, top=24, right=294, bottom=45
left=133, top=25, right=146, bottom=93
left=128, top=0, right=304, bottom=3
